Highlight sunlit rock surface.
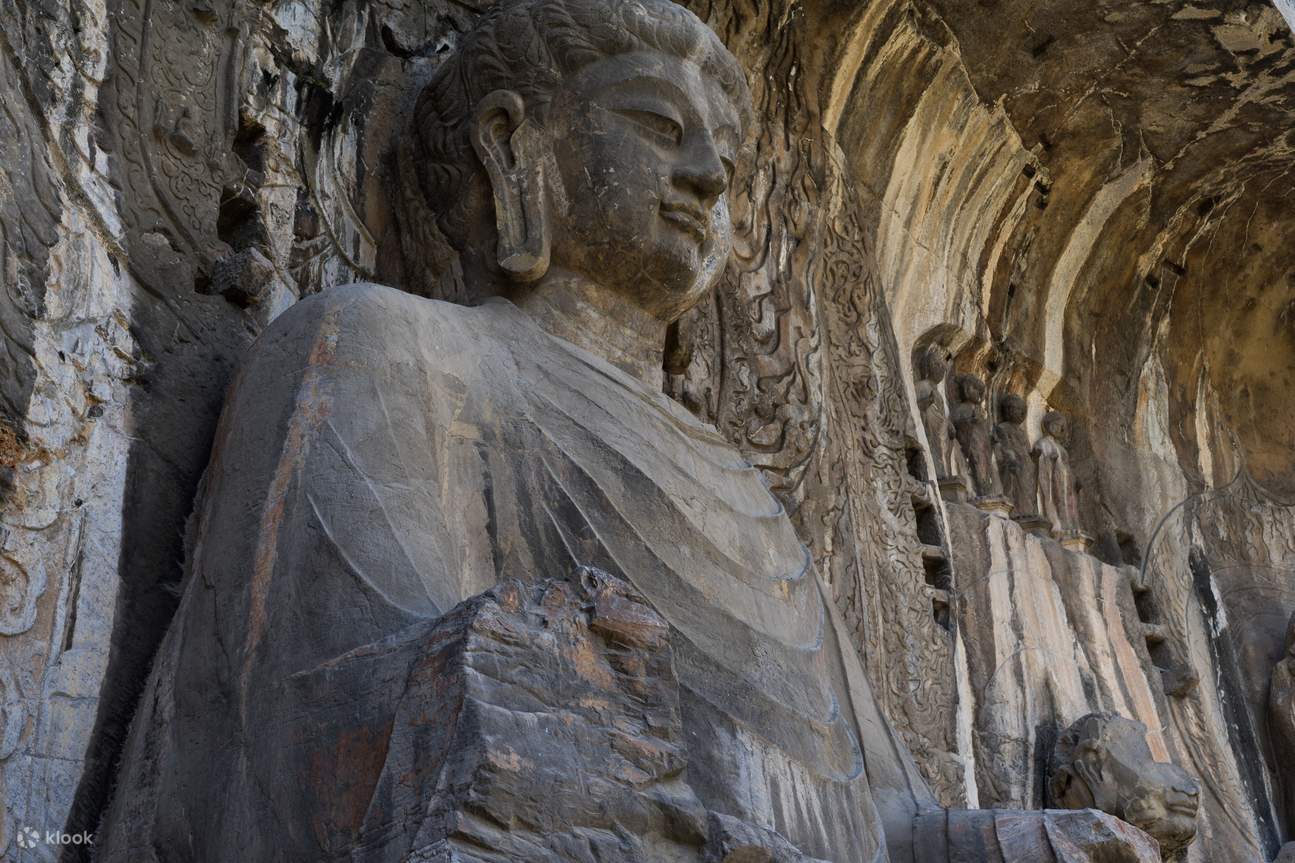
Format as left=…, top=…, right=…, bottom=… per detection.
left=0, top=0, right=1292, bottom=860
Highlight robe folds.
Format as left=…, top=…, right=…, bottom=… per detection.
left=98, top=283, right=934, bottom=862
left=1035, top=435, right=1079, bottom=536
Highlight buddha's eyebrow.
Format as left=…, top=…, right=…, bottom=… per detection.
left=597, top=74, right=740, bottom=150
left=598, top=75, right=699, bottom=116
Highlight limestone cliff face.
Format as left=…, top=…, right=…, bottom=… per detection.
left=0, top=0, right=1291, bottom=860
left=813, top=3, right=1295, bottom=859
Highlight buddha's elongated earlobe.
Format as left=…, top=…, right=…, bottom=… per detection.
left=663, top=319, right=693, bottom=375
left=471, top=89, right=551, bottom=282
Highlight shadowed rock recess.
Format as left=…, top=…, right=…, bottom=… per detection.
left=0, top=0, right=1292, bottom=860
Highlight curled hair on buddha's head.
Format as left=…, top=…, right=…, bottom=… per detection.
left=1049, top=712, right=1145, bottom=805
left=411, top=0, right=752, bottom=248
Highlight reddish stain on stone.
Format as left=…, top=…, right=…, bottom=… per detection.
left=308, top=721, right=394, bottom=844
left=240, top=307, right=341, bottom=725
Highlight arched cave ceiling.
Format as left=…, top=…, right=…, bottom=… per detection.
left=823, top=0, right=1295, bottom=502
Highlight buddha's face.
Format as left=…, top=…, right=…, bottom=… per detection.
left=1052, top=716, right=1200, bottom=856
left=543, top=50, right=741, bottom=321
left=1044, top=413, right=1068, bottom=440
left=1001, top=395, right=1026, bottom=424
left=1102, top=740, right=1200, bottom=855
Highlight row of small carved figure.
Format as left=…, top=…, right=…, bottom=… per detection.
left=914, top=346, right=1088, bottom=547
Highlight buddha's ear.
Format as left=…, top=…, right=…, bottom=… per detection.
left=1072, top=743, right=1113, bottom=809
left=471, top=89, right=550, bottom=282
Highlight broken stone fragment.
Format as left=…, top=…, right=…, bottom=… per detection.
left=1159, top=664, right=1201, bottom=699
left=209, top=246, right=275, bottom=307
left=913, top=808, right=1162, bottom=862
left=1049, top=713, right=1200, bottom=858
left=375, top=566, right=830, bottom=862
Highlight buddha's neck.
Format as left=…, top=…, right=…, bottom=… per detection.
left=513, top=269, right=666, bottom=389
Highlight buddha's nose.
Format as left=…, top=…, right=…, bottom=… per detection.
left=1169, top=770, right=1201, bottom=802
left=674, top=136, right=728, bottom=202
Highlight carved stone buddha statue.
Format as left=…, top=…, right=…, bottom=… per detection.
left=1050, top=713, right=1201, bottom=860
left=993, top=393, right=1048, bottom=533
left=913, top=345, right=970, bottom=502
left=951, top=372, right=1008, bottom=512
left=94, top=1, right=1161, bottom=860
left=1035, top=409, right=1091, bottom=549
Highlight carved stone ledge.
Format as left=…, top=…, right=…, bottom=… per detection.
left=1158, top=664, right=1201, bottom=699
left=1012, top=513, right=1052, bottom=537
left=1059, top=530, right=1095, bottom=553
left=973, top=495, right=1014, bottom=519
left=939, top=475, right=970, bottom=503
left=921, top=543, right=949, bottom=564
left=1142, top=622, right=1168, bottom=646
left=209, top=246, right=276, bottom=307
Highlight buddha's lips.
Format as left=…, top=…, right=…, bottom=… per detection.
left=660, top=201, right=707, bottom=241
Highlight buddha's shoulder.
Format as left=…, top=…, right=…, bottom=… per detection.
left=255, top=282, right=518, bottom=366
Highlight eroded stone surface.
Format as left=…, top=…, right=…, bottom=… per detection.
left=1050, top=713, right=1200, bottom=859
left=1273, top=617, right=1295, bottom=838
left=0, top=0, right=1291, bottom=859
left=100, top=563, right=838, bottom=861
left=914, top=808, right=1162, bottom=863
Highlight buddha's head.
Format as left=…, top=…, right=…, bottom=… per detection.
left=1043, top=409, right=1068, bottom=441
left=957, top=373, right=986, bottom=405
left=917, top=345, right=950, bottom=384
left=999, top=393, right=1026, bottom=425
left=1050, top=713, right=1200, bottom=857
left=413, top=0, right=751, bottom=323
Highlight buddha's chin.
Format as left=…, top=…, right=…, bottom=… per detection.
left=1136, top=814, right=1197, bottom=850
left=651, top=233, right=705, bottom=281
left=632, top=248, right=712, bottom=315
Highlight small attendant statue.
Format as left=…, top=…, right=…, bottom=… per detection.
left=914, top=345, right=968, bottom=500
left=951, top=373, right=1009, bottom=514
left=993, top=394, right=1048, bottom=534
left=1034, top=410, right=1090, bottom=550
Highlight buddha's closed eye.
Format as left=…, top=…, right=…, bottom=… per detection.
left=613, top=107, right=684, bottom=147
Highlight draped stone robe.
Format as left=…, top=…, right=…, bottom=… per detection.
left=1271, top=636, right=1295, bottom=835
left=916, top=378, right=959, bottom=481
left=97, top=284, right=935, bottom=862
left=1035, top=433, right=1080, bottom=536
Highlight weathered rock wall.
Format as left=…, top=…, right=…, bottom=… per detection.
left=949, top=503, right=1269, bottom=862
left=813, top=2, right=1295, bottom=858
left=0, top=0, right=1291, bottom=860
